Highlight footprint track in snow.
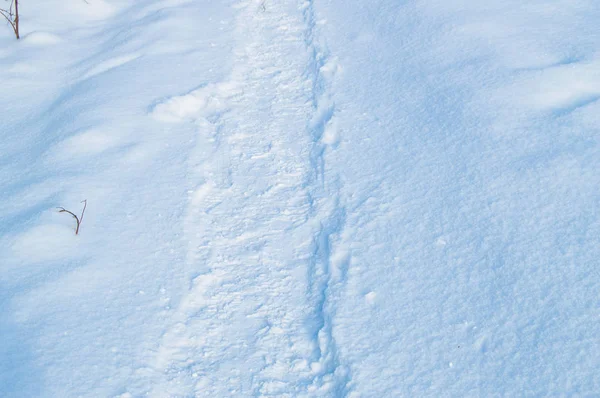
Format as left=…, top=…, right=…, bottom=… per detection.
left=145, top=0, right=351, bottom=395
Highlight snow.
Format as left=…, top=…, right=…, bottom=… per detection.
left=1, top=0, right=599, bottom=396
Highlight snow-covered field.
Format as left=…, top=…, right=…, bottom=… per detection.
left=1, top=0, right=599, bottom=396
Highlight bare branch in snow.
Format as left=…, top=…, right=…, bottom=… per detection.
left=58, top=200, right=88, bottom=235
left=0, top=0, right=19, bottom=39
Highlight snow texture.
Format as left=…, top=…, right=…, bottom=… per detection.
left=1, top=0, right=599, bottom=396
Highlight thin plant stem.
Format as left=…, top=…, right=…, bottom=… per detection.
left=57, top=200, right=88, bottom=235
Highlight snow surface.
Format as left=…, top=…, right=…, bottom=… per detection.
left=1, top=0, right=599, bottom=396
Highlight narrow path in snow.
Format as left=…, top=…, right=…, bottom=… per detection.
left=144, top=0, right=348, bottom=396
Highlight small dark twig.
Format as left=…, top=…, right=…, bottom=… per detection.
left=0, top=9, right=15, bottom=27
left=57, top=200, right=87, bottom=235
left=0, top=0, right=18, bottom=39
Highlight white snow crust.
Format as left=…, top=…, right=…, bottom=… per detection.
left=1, top=0, right=599, bottom=396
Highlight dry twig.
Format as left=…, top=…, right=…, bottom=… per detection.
left=0, top=0, right=19, bottom=39
left=57, top=200, right=87, bottom=235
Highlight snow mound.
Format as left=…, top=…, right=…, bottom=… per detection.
left=22, top=32, right=62, bottom=46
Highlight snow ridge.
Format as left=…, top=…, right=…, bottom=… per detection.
left=302, top=0, right=351, bottom=395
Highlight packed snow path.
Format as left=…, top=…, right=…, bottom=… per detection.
left=1, top=0, right=599, bottom=397
left=148, top=1, right=346, bottom=395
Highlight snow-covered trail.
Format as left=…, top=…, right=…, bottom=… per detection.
left=146, top=1, right=346, bottom=395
